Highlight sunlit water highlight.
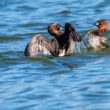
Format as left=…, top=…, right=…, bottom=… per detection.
left=74, top=41, right=87, bottom=53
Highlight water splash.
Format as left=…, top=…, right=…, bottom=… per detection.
left=74, top=41, right=87, bottom=53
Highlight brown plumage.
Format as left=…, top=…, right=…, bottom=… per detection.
left=64, top=23, right=82, bottom=54
left=24, top=23, right=81, bottom=57
left=24, top=23, right=63, bottom=56
left=82, top=19, right=109, bottom=49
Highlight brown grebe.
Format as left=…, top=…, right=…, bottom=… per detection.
left=24, top=23, right=81, bottom=56
left=82, top=19, right=109, bottom=49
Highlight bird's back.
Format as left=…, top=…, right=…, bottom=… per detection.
left=83, top=30, right=106, bottom=49
left=24, top=34, right=59, bottom=56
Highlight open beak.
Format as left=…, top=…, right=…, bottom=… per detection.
left=60, top=26, right=64, bottom=31
left=92, top=21, right=99, bottom=26
left=92, top=22, right=96, bottom=26
left=60, top=24, right=74, bottom=31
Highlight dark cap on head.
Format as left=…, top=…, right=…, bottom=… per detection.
left=92, top=19, right=108, bottom=27
left=48, top=23, right=63, bottom=37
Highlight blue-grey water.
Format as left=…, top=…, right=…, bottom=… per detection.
left=0, top=0, right=110, bottom=110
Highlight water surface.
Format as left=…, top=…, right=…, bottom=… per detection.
left=0, top=0, right=110, bottom=110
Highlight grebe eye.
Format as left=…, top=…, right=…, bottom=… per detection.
left=96, top=22, right=99, bottom=26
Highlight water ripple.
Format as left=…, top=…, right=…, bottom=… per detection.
left=0, top=0, right=110, bottom=110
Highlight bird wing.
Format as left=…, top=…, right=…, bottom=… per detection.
left=24, top=34, right=55, bottom=56
left=101, top=36, right=110, bottom=47
left=64, top=23, right=82, bottom=42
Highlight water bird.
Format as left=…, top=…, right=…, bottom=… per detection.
left=82, top=19, right=109, bottom=49
left=24, top=23, right=82, bottom=57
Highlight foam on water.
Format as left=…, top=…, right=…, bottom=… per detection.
left=74, top=41, right=87, bottom=53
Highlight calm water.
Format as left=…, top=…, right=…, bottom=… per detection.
left=0, top=0, right=110, bottom=110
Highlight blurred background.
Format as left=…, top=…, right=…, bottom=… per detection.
left=0, top=0, right=110, bottom=110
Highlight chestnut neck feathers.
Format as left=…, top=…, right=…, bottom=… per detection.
left=93, top=19, right=108, bottom=35
left=48, top=23, right=64, bottom=39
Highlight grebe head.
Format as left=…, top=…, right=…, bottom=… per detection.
left=48, top=23, right=63, bottom=37
left=93, top=19, right=108, bottom=32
